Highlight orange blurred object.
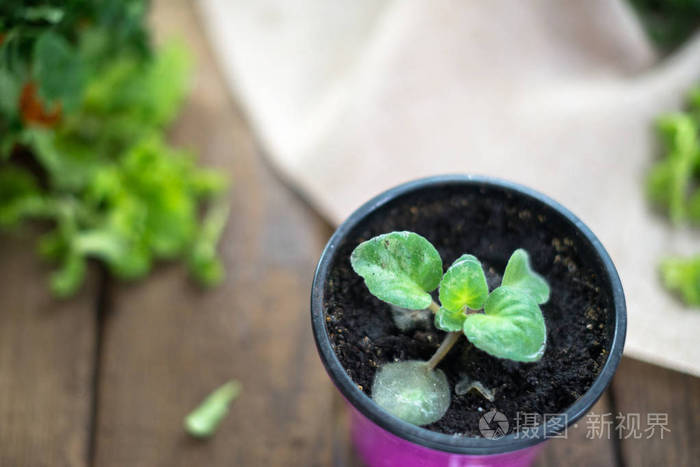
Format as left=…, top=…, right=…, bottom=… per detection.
left=19, top=82, right=61, bottom=126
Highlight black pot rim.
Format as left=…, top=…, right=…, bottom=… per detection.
left=310, top=174, right=627, bottom=455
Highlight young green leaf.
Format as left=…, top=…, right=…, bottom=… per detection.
left=434, top=307, right=466, bottom=332
left=184, top=380, right=242, bottom=438
left=438, top=254, right=488, bottom=313
left=350, top=232, right=442, bottom=310
left=501, top=249, right=550, bottom=304
left=463, top=286, right=546, bottom=362
left=371, top=360, right=450, bottom=426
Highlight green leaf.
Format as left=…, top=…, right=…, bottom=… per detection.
left=646, top=114, right=699, bottom=224
left=438, top=254, right=488, bottom=312
left=0, top=166, right=46, bottom=228
left=23, top=6, right=65, bottom=23
left=501, top=249, right=550, bottom=304
left=38, top=231, right=69, bottom=261
left=190, top=168, right=230, bottom=199
left=184, top=380, right=242, bottom=438
left=0, top=32, right=29, bottom=82
left=629, top=0, right=700, bottom=52
left=82, top=41, right=190, bottom=129
left=434, top=307, right=466, bottom=332
left=660, top=256, right=700, bottom=306
left=188, top=199, right=230, bottom=287
left=687, top=189, right=700, bottom=222
left=0, top=68, right=20, bottom=117
left=33, top=31, right=85, bottom=111
left=24, top=129, right=101, bottom=191
left=371, top=360, right=450, bottom=426
left=350, top=231, right=442, bottom=310
left=50, top=252, right=86, bottom=298
left=463, top=286, right=546, bottom=362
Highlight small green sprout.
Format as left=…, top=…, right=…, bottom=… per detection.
left=184, top=380, right=241, bottom=438
left=350, top=231, right=549, bottom=425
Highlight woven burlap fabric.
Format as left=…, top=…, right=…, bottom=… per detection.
left=199, top=0, right=700, bottom=376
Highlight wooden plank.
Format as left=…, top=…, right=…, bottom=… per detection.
left=0, top=234, right=97, bottom=467
left=612, top=357, right=700, bottom=467
left=330, top=393, right=363, bottom=467
left=534, top=391, right=618, bottom=467
left=92, top=1, right=335, bottom=465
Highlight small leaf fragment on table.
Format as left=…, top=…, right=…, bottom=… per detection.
left=184, top=379, right=241, bottom=438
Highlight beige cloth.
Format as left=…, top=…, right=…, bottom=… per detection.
left=198, top=0, right=700, bottom=376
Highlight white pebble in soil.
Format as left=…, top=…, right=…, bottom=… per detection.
left=372, top=360, right=450, bottom=426
left=390, top=305, right=432, bottom=332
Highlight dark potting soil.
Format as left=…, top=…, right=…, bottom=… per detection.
left=323, top=185, right=613, bottom=436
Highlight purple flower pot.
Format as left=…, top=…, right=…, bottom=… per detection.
left=311, top=175, right=626, bottom=467
left=349, top=405, right=541, bottom=467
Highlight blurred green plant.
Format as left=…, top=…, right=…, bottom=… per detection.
left=647, top=88, right=700, bottom=306
left=0, top=1, right=230, bottom=297
left=660, top=256, right=700, bottom=305
left=646, top=112, right=700, bottom=225
left=629, top=0, right=700, bottom=52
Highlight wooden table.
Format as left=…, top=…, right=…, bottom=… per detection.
left=0, top=2, right=698, bottom=466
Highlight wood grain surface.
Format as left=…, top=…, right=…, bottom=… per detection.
left=613, top=358, right=700, bottom=467
left=91, top=1, right=333, bottom=466
left=534, top=393, right=618, bottom=467
left=0, top=1, right=698, bottom=467
left=0, top=236, right=97, bottom=467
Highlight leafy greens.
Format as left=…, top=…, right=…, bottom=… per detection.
left=0, top=1, right=230, bottom=297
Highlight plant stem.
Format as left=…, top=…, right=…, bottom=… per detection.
left=425, top=332, right=461, bottom=371
left=428, top=300, right=440, bottom=314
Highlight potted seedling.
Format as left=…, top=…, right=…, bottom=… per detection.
left=311, top=175, right=626, bottom=467
left=352, top=234, right=549, bottom=427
